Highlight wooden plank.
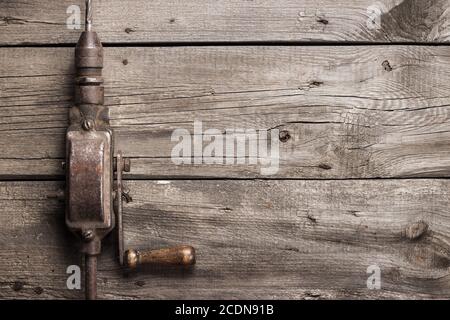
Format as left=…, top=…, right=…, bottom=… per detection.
left=2, top=46, right=450, bottom=179
left=0, top=179, right=449, bottom=299
left=1, top=0, right=450, bottom=45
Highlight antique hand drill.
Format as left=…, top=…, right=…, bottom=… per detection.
left=66, top=0, right=195, bottom=300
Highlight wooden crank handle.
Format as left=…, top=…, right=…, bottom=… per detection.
left=125, top=245, right=196, bottom=270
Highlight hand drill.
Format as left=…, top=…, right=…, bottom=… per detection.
left=65, top=0, right=195, bottom=300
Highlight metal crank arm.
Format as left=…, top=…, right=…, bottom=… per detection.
left=65, top=0, right=196, bottom=300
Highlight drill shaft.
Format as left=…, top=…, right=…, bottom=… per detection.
left=85, top=0, right=92, bottom=31
left=71, top=0, right=109, bottom=300
left=85, top=254, right=97, bottom=300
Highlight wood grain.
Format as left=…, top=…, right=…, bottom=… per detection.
left=2, top=0, right=449, bottom=302
left=1, top=0, right=450, bottom=45
left=0, top=180, right=448, bottom=299
left=2, top=46, right=450, bottom=179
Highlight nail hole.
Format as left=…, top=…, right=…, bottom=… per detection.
left=307, top=213, right=317, bottom=223
left=279, top=130, right=291, bottom=143
left=382, top=60, right=393, bottom=72
left=316, top=18, right=329, bottom=25
left=318, top=164, right=332, bottom=170
left=34, top=287, right=43, bottom=295
left=12, top=281, right=25, bottom=291
left=309, top=81, right=324, bottom=88
left=135, top=280, right=145, bottom=287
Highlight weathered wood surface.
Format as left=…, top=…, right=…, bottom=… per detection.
left=1, top=0, right=450, bottom=45
left=2, top=0, right=450, bottom=301
left=0, top=180, right=449, bottom=299
left=2, top=46, right=450, bottom=179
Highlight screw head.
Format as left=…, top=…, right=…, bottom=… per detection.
left=82, top=119, right=94, bottom=131
left=82, top=230, right=94, bottom=242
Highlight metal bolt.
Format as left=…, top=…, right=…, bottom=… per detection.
left=82, top=119, right=94, bottom=131
left=82, top=230, right=95, bottom=242
left=61, top=161, right=66, bottom=170
left=123, top=158, right=131, bottom=172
